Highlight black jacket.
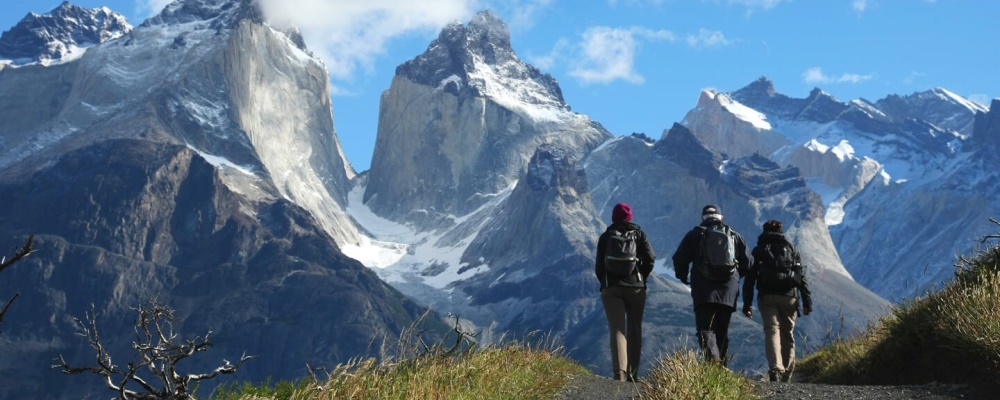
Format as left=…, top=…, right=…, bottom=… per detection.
left=595, top=221, right=655, bottom=290
left=743, top=231, right=813, bottom=311
left=672, top=221, right=753, bottom=310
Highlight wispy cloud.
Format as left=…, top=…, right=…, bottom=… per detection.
left=139, top=0, right=173, bottom=17
left=902, top=71, right=926, bottom=85
left=802, top=67, right=874, bottom=85
left=852, top=0, right=870, bottom=13
left=709, top=0, right=786, bottom=13
left=968, top=94, right=991, bottom=106
left=256, top=0, right=476, bottom=85
left=568, top=26, right=675, bottom=85
left=685, top=29, right=733, bottom=48
left=486, top=0, right=555, bottom=32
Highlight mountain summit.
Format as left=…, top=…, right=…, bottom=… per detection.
left=363, top=10, right=610, bottom=224
left=0, top=1, right=131, bottom=66
left=396, top=10, right=565, bottom=107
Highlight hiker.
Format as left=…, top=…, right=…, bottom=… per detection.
left=672, top=204, right=752, bottom=366
left=595, top=202, right=656, bottom=382
left=742, top=219, right=813, bottom=382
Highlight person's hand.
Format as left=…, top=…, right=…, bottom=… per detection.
left=742, top=305, right=753, bottom=319
left=803, top=306, right=812, bottom=316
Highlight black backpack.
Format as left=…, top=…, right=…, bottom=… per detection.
left=604, top=227, right=640, bottom=279
left=757, top=241, right=802, bottom=292
left=697, top=225, right=737, bottom=281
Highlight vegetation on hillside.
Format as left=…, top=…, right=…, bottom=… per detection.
left=799, top=222, right=1000, bottom=387
left=639, top=350, right=760, bottom=400
left=209, top=327, right=585, bottom=400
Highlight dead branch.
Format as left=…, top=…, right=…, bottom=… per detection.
left=0, top=235, right=35, bottom=333
left=0, top=292, right=21, bottom=334
left=979, top=217, right=1000, bottom=244
left=439, top=314, right=478, bottom=358
left=53, top=300, right=255, bottom=399
left=0, top=235, right=35, bottom=274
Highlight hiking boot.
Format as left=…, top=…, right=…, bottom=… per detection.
left=780, top=371, right=792, bottom=382
left=768, top=372, right=778, bottom=382
left=613, top=370, right=628, bottom=382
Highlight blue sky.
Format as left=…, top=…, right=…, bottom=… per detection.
left=3, top=1, right=997, bottom=172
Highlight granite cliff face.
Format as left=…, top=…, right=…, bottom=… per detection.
left=0, top=1, right=434, bottom=398
left=363, top=10, right=611, bottom=226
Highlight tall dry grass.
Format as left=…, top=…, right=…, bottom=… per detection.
left=799, top=235, right=1000, bottom=386
left=209, top=325, right=586, bottom=400
left=639, top=350, right=761, bottom=400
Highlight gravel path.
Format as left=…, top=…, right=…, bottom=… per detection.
left=553, top=374, right=984, bottom=400
left=554, top=375, right=640, bottom=400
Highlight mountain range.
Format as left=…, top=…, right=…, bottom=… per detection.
left=0, top=1, right=995, bottom=398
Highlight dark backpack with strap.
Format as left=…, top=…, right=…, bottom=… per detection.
left=757, top=241, right=802, bottom=292
left=697, top=225, right=737, bottom=281
left=604, top=227, right=640, bottom=279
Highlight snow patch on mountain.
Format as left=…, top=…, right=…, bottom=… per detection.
left=344, top=181, right=515, bottom=289
left=718, top=92, right=772, bottom=130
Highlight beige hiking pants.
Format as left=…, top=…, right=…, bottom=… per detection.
left=759, top=294, right=798, bottom=380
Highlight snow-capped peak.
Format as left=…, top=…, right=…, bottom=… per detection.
left=141, top=0, right=263, bottom=30
left=932, top=87, right=990, bottom=114
left=396, top=10, right=571, bottom=122
left=0, top=1, right=132, bottom=66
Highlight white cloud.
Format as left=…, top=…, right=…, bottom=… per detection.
left=711, top=0, right=786, bottom=12
left=852, top=0, right=869, bottom=13
left=902, top=71, right=926, bottom=85
left=685, top=29, right=732, bottom=48
left=968, top=94, right=990, bottom=106
left=802, top=67, right=874, bottom=85
left=489, top=0, right=555, bottom=32
left=568, top=26, right=675, bottom=85
left=527, top=38, right=569, bottom=71
left=257, top=0, right=477, bottom=83
left=139, top=0, right=173, bottom=17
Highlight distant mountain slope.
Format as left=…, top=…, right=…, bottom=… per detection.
left=683, top=77, right=996, bottom=300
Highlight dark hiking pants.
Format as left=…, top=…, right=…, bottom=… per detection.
left=695, top=303, right=734, bottom=366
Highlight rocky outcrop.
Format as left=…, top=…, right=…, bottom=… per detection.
left=364, top=11, right=611, bottom=226
left=0, top=140, right=437, bottom=398
left=680, top=89, right=791, bottom=159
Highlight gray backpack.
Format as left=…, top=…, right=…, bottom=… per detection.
left=698, top=225, right=737, bottom=281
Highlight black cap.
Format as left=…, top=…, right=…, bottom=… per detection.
left=702, top=204, right=723, bottom=221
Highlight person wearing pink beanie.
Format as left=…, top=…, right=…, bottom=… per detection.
left=595, top=202, right=655, bottom=381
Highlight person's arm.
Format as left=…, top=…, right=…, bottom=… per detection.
left=672, top=230, right=695, bottom=285
left=595, top=232, right=607, bottom=290
left=742, top=246, right=760, bottom=318
left=798, top=263, right=813, bottom=315
left=734, top=231, right=754, bottom=278
left=639, top=230, right=656, bottom=279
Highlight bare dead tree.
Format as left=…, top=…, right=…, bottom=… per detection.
left=0, top=235, right=34, bottom=334
left=53, top=300, right=255, bottom=400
